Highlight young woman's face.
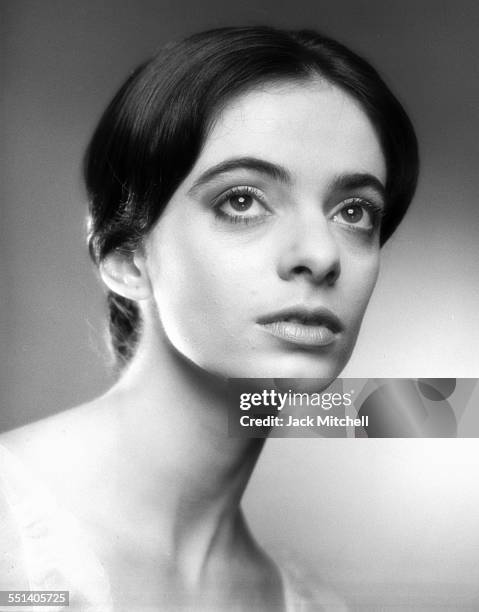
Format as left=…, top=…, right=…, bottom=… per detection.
left=144, top=80, right=386, bottom=380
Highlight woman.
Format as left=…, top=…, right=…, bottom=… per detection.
left=0, top=26, right=418, bottom=610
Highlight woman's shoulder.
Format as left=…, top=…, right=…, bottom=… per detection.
left=0, top=402, right=118, bottom=586
left=0, top=441, right=114, bottom=609
left=0, top=396, right=111, bottom=446
left=0, top=398, right=117, bottom=488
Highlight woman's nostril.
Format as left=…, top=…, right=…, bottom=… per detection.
left=287, top=262, right=340, bottom=286
left=292, top=265, right=311, bottom=276
left=326, top=267, right=340, bottom=286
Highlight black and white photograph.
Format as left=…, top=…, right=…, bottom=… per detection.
left=1, top=1, right=479, bottom=610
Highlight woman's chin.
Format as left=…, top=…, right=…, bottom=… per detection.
left=221, top=354, right=345, bottom=386
left=189, top=347, right=349, bottom=386
left=272, top=377, right=337, bottom=393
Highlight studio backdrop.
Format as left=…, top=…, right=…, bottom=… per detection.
left=2, top=1, right=479, bottom=609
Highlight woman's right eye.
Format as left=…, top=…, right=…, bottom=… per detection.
left=213, top=186, right=270, bottom=224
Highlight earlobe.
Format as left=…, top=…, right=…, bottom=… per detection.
left=99, top=249, right=152, bottom=301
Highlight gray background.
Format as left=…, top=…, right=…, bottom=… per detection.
left=2, top=1, right=479, bottom=608
left=2, top=0, right=479, bottom=429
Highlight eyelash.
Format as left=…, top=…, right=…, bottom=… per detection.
left=212, top=186, right=269, bottom=225
left=212, top=187, right=385, bottom=232
left=332, top=198, right=385, bottom=233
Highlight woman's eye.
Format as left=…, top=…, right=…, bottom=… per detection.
left=332, top=198, right=383, bottom=232
left=213, top=187, right=269, bottom=224
left=228, top=193, right=255, bottom=212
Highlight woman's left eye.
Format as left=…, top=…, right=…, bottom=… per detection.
left=332, top=198, right=383, bottom=232
left=213, top=186, right=270, bottom=224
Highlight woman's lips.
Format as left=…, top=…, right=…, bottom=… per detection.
left=260, top=320, right=337, bottom=346
left=257, top=307, right=343, bottom=348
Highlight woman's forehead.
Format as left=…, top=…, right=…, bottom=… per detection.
left=188, top=81, right=387, bottom=189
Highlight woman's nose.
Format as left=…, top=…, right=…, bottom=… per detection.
left=276, top=211, right=341, bottom=286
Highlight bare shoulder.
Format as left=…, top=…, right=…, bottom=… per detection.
left=0, top=400, right=118, bottom=604
left=0, top=395, right=119, bottom=497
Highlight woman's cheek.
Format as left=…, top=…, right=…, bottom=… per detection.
left=348, top=258, right=380, bottom=329
left=152, top=237, right=246, bottom=349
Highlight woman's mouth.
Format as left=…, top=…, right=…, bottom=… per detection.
left=257, top=307, right=343, bottom=348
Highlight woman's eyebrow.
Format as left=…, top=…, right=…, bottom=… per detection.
left=330, top=173, right=386, bottom=201
left=187, top=157, right=291, bottom=195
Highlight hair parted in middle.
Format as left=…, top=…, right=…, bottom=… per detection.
left=84, top=25, right=419, bottom=366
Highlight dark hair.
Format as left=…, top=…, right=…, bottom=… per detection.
left=84, top=25, right=419, bottom=368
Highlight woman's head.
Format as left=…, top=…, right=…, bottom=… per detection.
left=84, top=26, right=419, bottom=377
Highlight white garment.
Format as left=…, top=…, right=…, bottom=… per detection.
left=0, top=444, right=347, bottom=611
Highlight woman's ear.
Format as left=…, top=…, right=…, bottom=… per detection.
left=99, top=248, right=152, bottom=301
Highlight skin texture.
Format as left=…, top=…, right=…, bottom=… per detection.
left=144, top=79, right=386, bottom=383
left=0, top=80, right=385, bottom=611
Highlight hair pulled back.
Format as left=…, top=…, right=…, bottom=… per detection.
left=84, top=25, right=419, bottom=368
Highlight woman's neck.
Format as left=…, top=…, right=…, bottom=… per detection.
left=101, top=317, right=268, bottom=587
